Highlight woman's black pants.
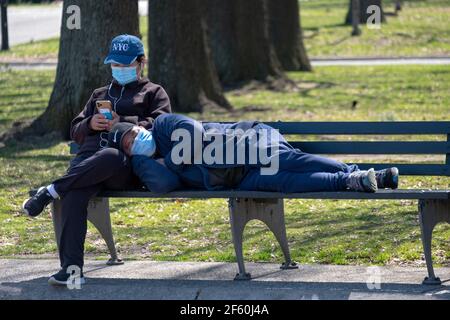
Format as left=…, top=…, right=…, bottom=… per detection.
left=51, top=148, right=137, bottom=270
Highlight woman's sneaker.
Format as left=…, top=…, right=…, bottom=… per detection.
left=346, top=168, right=378, bottom=193
left=48, top=268, right=85, bottom=286
left=375, top=167, right=399, bottom=189
left=22, top=187, right=54, bottom=217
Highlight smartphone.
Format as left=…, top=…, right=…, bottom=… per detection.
left=96, top=100, right=113, bottom=120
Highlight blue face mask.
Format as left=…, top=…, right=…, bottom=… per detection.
left=131, top=129, right=156, bottom=157
left=112, top=66, right=138, bottom=85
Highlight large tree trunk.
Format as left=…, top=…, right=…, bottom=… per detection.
left=148, top=0, right=231, bottom=113
left=205, top=0, right=284, bottom=85
left=267, top=0, right=311, bottom=72
left=31, top=0, right=139, bottom=139
left=345, top=0, right=386, bottom=25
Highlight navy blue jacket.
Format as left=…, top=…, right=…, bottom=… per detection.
left=132, top=114, right=280, bottom=193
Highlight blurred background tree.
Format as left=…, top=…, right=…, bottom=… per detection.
left=345, top=0, right=386, bottom=25
left=148, top=0, right=231, bottom=113
left=30, top=0, right=139, bottom=138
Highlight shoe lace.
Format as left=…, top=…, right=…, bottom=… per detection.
left=347, top=171, right=365, bottom=191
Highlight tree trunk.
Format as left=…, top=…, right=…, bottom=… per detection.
left=205, top=0, right=284, bottom=85
left=267, top=0, right=311, bottom=71
left=395, top=1, right=402, bottom=14
left=345, top=0, right=386, bottom=25
left=1, top=0, right=9, bottom=51
left=351, top=0, right=362, bottom=36
left=148, top=0, right=231, bottom=113
left=31, top=0, right=140, bottom=139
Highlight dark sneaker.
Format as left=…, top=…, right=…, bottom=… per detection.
left=22, top=187, right=54, bottom=217
left=48, top=268, right=85, bottom=287
left=346, top=168, right=378, bottom=193
left=375, top=167, right=399, bottom=189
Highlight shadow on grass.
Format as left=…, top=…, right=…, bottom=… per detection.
left=0, top=131, right=65, bottom=156
left=303, top=22, right=348, bottom=31
left=102, top=201, right=424, bottom=265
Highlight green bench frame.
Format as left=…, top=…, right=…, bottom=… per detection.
left=49, top=121, right=450, bottom=284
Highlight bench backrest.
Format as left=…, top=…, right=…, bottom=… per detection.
left=264, top=121, right=450, bottom=176
left=69, top=121, right=450, bottom=176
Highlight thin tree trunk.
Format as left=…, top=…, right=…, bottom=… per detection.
left=206, top=0, right=284, bottom=85
left=267, top=0, right=311, bottom=71
left=395, top=1, right=402, bottom=14
left=345, top=0, right=386, bottom=25
left=1, top=0, right=9, bottom=51
left=148, top=0, right=231, bottom=113
left=351, top=0, right=362, bottom=36
left=31, top=0, right=140, bottom=139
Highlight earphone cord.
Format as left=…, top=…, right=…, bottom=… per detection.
left=108, top=81, right=125, bottom=112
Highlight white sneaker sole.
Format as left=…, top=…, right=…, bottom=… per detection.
left=21, top=186, right=47, bottom=217
left=366, top=168, right=378, bottom=192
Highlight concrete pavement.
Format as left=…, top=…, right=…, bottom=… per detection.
left=2, top=57, right=450, bottom=71
left=4, top=1, right=148, bottom=46
left=311, top=56, right=450, bottom=66
left=0, top=258, right=449, bottom=300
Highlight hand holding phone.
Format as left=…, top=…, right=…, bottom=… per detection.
left=90, top=113, right=109, bottom=131
left=96, top=100, right=113, bottom=120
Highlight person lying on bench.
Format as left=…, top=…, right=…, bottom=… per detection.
left=106, top=114, right=399, bottom=194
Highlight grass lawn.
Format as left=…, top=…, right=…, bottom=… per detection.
left=0, top=64, right=449, bottom=266
left=0, top=0, right=449, bottom=62
left=301, top=0, right=450, bottom=57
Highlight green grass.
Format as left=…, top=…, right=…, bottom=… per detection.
left=0, top=65, right=449, bottom=266
left=1, top=1, right=449, bottom=61
left=0, top=69, right=54, bottom=133
left=301, top=0, right=450, bottom=57
left=0, top=38, right=59, bottom=61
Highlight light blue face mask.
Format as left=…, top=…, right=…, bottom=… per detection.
left=131, top=129, right=156, bottom=157
left=111, top=66, right=138, bottom=85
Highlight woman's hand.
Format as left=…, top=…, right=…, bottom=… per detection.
left=106, top=112, right=120, bottom=131
left=89, top=113, right=109, bottom=131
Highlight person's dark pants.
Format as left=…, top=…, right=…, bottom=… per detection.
left=239, top=125, right=360, bottom=192
left=51, top=148, right=138, bottom=270
left=239, top=153, right=359, bottom=192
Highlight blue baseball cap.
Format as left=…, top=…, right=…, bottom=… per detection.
left=104, top=34, right=145, bottom=65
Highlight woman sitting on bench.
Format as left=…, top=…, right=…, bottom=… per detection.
left=106, top=113, right=399, bottom=194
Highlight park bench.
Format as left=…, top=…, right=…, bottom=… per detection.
left=47, top=121, right=450, bottom=284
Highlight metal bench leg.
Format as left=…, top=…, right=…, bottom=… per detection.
left=87, top=198, right=123, bottom=265
left=258, top=199, right=298, bottom=270
left=229, top=198, right=251, bottom=280
left=228, top=198, right=297, bottom=280
left=418, top=199, right=450, bottom=285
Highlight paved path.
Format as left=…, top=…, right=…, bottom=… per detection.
left=2, top=57, right=450, bottom=71
left=5, top=4, right=62, bottom=46
left=3, top=1, right=148, bottom=47
left=1, top=259, right=449, bottom=300
left=312, top=56, right=450, bottom=66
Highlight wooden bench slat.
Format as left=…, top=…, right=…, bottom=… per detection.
left=289, top=141, right=450, bottom=155
left=355, top=163, right=450, bottom=176
left=265, top=121, right=450, bottom=135
left=98, top=189, right=450, bottom=200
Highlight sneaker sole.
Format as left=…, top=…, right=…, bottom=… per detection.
left=48, top=276, right=86, bottom=286
left=365, top=168, right=378, bottom=193
left=390, top=167, right=399, bottom=189
left=21, top=198, right=30, bottom=216
left=21, top=187, right=46, bottom=218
